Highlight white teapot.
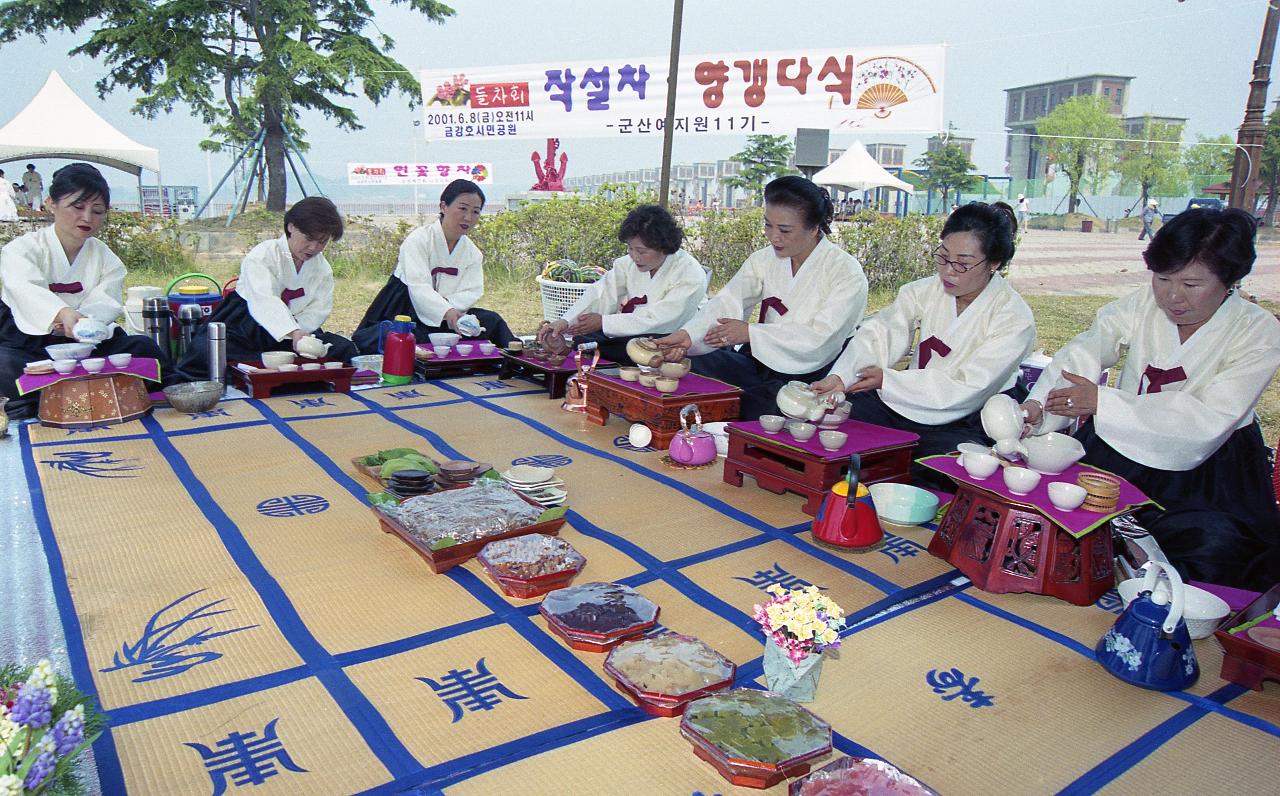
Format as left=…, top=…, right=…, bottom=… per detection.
left=295, top=335, right=332, bottom=359
left=981, top=394, right=1028, bottom=443
left=775, top=381, right=838, bottom=422
left=72, top=317, right=110, bottom=345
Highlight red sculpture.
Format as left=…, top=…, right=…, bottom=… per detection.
left=531, top=137, right=568, bottom=191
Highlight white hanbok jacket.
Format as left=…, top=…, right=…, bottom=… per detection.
left=1027, top=287, right=1280, bottom=471
left=682, top=237, right=867, bottom=374
left=561, top=249, right=708, bottom=337
left=235, top=236, right=334, bottom=341
left=828, top=274, right=1036, bottom=425
left=0, top=225, right=124, bottom=335
left=394, top=220, right=484, bottom=326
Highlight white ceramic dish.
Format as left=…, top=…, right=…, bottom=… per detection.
left=504, top=464, right=556, bottom=483
left=957, top=442, right=991, bottom=458
left=759, top=415, right=785, bottom=433
left=1002, top=466, right=1041, bottom=495
left=351, top=354, right=382, bottom=372
left=1117, top=577, right=1230, bottom=640
left=433, top=344, right=451, bottom=358
left=428, top=332, right=461, bottom=348
left=455, top=343, right=474, bottom=356
left=961, top=452, right=1000, bottom=479
left=478, top=342, right=497, bottom=355
left=80, top=357, right=106, bottom=373
left=1047, top=481, right=1087, bottom=511
left=107, top=353, right=133, bottom=368
left=324, top=361, right=344, bottom=369
left=788, top=421, right=817, bottom=442
left=52, top=359, right=77, bottom=374
left=277, top=363, right=300, bottom=372
left=261, top=351, right=295, bottom=368
left=868, top=482, right=940, bottom=526
left=818, top=430, right=848, bottom=451
left=627, top=423, right=652, bottom=448
left=1024, top=432, right=1086, bottom=474
left=300, top=362, right=323, bottom=371
left=45, top=342, right=94, bottom=361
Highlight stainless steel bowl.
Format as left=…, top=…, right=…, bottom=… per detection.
left=163, top=381, right=224, bottom=413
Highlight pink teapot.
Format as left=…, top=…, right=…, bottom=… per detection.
left=668, top=404, right=717, bottom=466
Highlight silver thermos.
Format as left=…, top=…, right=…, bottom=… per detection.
left=177, top=303, right=203, bottom=357
left=143, top=296, right=171, bottom=356
left=207, top=322, right=227, bottom=384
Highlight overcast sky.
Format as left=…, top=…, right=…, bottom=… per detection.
left=0, top=0, right=1267, bottom=206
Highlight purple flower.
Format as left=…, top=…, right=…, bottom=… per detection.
left=7, top=685, right=52, bottom=728
left=24, top=748, right=56, bottom=791
left=52, top=704, right=85, bottom=756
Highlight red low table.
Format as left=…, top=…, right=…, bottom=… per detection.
left=583, top=372, right=742, bottom=449
left=921, top=455, right=1153, bottom=606
left=20, top=358, right=160, bottom=429
left=723, top=420, right=918, bottom=515
left=226, top=360, right=355, bottom=399
left=414, top=346, right=503, bottom=380
left=498, top=350, right=613, bottom=399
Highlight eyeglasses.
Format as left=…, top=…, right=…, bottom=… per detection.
left=932, top=245, right=988, bottom=274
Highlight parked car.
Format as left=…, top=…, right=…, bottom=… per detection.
left=1162, top=197, right=1224, bottom=223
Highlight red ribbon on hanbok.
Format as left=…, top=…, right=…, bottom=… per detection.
left=758, top=296, right=788, bottom=322
left=917, top=336, right=953, bottom=368
left=48, top=282, right=83, bottom=294
left=431, top=266, right=458, bottom=289
left=619, top=295, right=648, bottom=314
left=280, top=287, right=306, bottom=304
left=1139, top=364, right=1186, bottom=394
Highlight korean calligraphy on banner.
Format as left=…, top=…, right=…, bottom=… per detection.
left=346, top=162, right=493, bottom=186
left=419, top=45, right=944, bottom=142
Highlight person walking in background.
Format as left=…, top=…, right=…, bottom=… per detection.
left=22, top=164, right=43, bottom=210
left=1139, top=199, right=1158, bottom=240
left=1016, top=194, right=1031, bottom=231
left=0, top=171, right=17, bottom=221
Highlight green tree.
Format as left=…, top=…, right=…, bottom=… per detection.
left=1259, top=109, right=1280, bottom=221
left=0, top=0, right=456, bottom=211
left=913, top=144, right=977, bottom=209
left=723, top=135, right=795, bottom=203
left=1183, top=134, right=1235, bottom=192
left=1036, top=95, right=1124, bottom=213
left=1116, top=117, right=1187, bottom=206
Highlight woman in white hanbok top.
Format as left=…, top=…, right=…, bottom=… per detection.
left=354, top=179, right=514, bottom=353
left=0, top=164, right=168, bottom=418
left=176, top=197, right=356, bottom=380
left=1024, top=208, right=1280, bottom=589
left=656, top=177, right=868, bottom=419
left=539, top=204, right=707, bottom=365
left=813, top=202, right=1034, bottom=481
left=0, top=170, right=18, bottom=221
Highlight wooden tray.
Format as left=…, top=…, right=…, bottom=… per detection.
left=583, top=371, right=741, bottom=449
left=414, top=348, right=503, bottom=379
left=227, top=360, right=355, bottom=399
left=371, top=495, right=565, bottom=574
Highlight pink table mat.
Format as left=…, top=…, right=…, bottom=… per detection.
left=728, top=418, right=919, bottom=460
left=919, top=454, right=1153, bottom=539
left=416, top=345, right=503, bottom=364
left=17, top=357, right=161, bottom=395
left=503, top=351, right=615, bottom=374
left=594, top=371, right=739, bottom=398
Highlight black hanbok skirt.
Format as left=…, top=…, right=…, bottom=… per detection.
left=352, top=275, right=515, bottom=353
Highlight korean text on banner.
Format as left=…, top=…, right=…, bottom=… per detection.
left=420, top=45, right=945, bottom=142
left=347, top=163, right=493, bottom=186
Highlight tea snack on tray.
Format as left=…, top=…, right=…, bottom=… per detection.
left=606, top=635, right=734, bottom=695
left=791, top=756, right=940, bottom=796
left=386, top=480, right=541, bottom=549
left=480, top=535, right=584, bottom=579
left=682, top=689, right=829, bottom=766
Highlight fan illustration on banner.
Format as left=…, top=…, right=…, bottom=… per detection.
left=833, top=56, right=938, bottom=127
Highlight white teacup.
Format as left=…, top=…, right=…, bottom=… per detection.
left=788, top=422, right=817, bottom=441
left=1002, top=466, right=1042, bottom=495
left=278, top=363, right=300, bottom=372
left=960, top=452, right=999, bottom=479
left=478, top=342, right=497, bottom=355
left=433, top=345, right=451, bottom=358
left=455, top=343, right=474, bottom=357
left=759, top=415, right=785, bottom=433
left=1048, top=482, right=1088, bottom=511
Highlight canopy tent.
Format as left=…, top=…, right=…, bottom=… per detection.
left=812, top=141, right=913, bottom=192
left=0, top=71, right=159, bottom=205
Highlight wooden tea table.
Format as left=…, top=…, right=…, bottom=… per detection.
left=583, top=372, right=741, bottom=449
left=22, top=358, right=160, bottom=429
left=414, top=346, right=503, bottom=380
left=226, top=360, right=355, bottom=399
left=723, top=419, right=918, bottom=515
left=499, top=350, right=615, bottom=399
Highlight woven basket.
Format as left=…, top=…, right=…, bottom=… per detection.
left=536, top=276, right=592, bottom=323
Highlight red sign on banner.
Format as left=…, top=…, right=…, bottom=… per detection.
left=471, top=82, right=531, bottom=109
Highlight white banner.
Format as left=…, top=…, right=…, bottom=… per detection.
left=346, top=162, right=493, bottom=186
left=420, top=45, right=944, bottom=141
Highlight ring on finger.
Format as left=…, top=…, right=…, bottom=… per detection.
left=1067, top=397, right=1074, bottom=408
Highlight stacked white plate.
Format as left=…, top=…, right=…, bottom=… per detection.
left=500, top=464, right=567, bottom=507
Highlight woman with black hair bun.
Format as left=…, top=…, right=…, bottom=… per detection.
left=812, top=201, right=1035, bottom=472
left=1023, top=207, right=1280, bottom=590
left=175, top=195, right=357, bottom=379
left=655, top=176, right=867, bottom=419
left=0, top=163, right=170, bottom=418
left=353, top=178, right=515, bottom=352
left=537, top=204, right=707, bottom=364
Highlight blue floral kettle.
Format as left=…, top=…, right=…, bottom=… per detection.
left=1096, top=561, right=1199, bottom=691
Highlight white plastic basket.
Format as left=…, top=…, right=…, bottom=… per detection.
left=536, top=276, right=592, bottom=322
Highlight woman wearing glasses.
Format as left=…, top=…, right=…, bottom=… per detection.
left=1022, top=208, right=1279, bottom=589
left=537, top=204, right=707, bottom=364
left=812, top=201, right=1034, bottom=465
left=655, top=176, right=867, bottom=419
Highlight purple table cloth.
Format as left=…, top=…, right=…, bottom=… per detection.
left=416, top=345, right=503, bottom=363
left=728, top=418, right=919, bottom=459
left=503, top=351, right=616, bottom=374
left=919, top=454, right=1153, bottom=538
left=594, top=372, right=738, bottom=398
left=17, top=357, right=161, bottom=395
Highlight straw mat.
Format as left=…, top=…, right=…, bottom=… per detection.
left=19, top=375, right=1278, bottom=793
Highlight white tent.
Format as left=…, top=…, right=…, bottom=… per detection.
left=812, top=141, right=913, bottom=192
left=0, top=71, right=160, bottom=185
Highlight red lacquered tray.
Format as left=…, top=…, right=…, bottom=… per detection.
left=603, top=634, right=737, bottom=717
left=541, top=611, right=659, bottom=652
left=478, top=553, right=586, bottom=600
left=1214, top=584, right=1280, bottom=690
left=371, top=494, right=564, bottom=574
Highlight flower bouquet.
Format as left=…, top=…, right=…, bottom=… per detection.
left=753, top=585, right=846, bottom=702
left=1, top=660, right=103, bottom=795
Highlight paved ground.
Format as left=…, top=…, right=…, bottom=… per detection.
left=1006, top=229, right=1280, bottom=302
